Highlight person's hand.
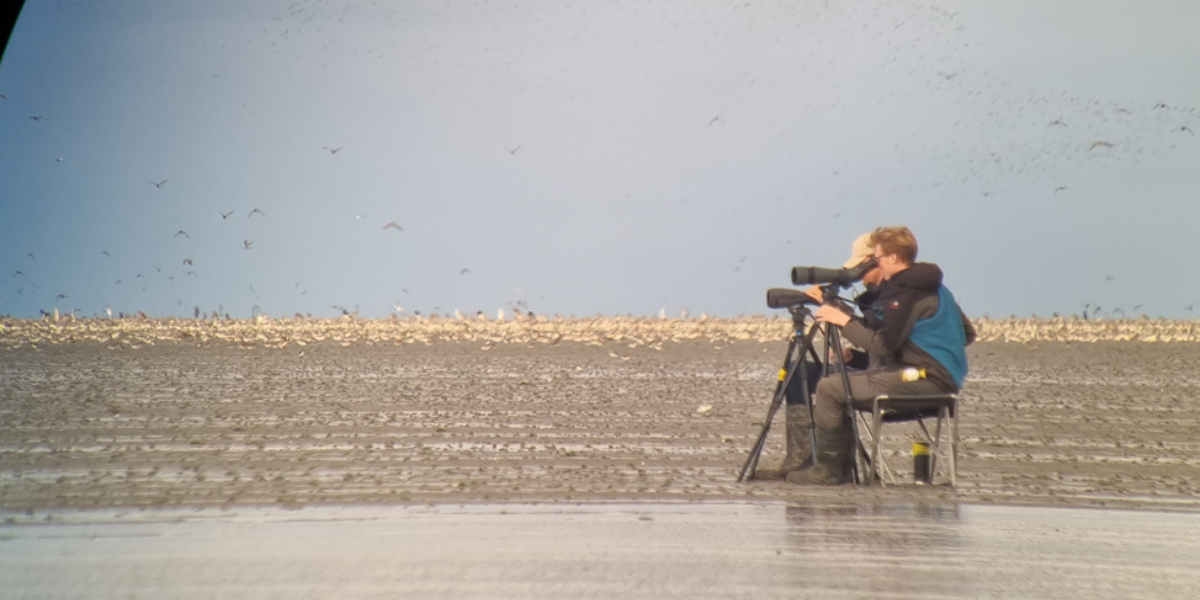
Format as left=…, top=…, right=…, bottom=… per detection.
left=814, top=304, right=851, bottom=327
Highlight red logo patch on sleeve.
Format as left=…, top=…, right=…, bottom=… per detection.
left=888, top=301, right=901, bottom=310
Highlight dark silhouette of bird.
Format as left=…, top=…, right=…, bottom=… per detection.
left=708, top=115, right=723, bottom=126
left=101, top=251, right=110, bottom=258
left=173, top=230, right=190, bottom=239
left=505, top=145, right=522, bottom=155
left=29, top=115, right=47, bottom=121
left=249, top=208, right=265, bottom=218
left=460, top=268, right=472, bottom=275
left=383, top=221, right=403, bottom=232
left=12, top=270, right=25, bottom=278
left=1089, top=140, right=1114, bottom=150
left=220, top=210, right=235, bottom=219
left=1105, top=275, right=1115, bottom=281
left=936, top=71, right=959, bottom=80
left=149, top=179, right=168, bottom=188
left=1155, top=103, right=1171, bottom=109
left=244, top=240, right=254, bottom=250
left=0, top=94, right=7, bottom=100
left=183, top=259, right=194, bottom=266
left=1176, top=126, right=1195, bottom=136
left=323, top=146, right=343, bottom=154
left=1054, top=186, right=1068, bottom=193
left=25, top=253, right=35, bottom=262
left=1048, top=118, right=1067, bottom=127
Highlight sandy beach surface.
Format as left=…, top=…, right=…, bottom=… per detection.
left=3, top=319, right=1199, bottom=514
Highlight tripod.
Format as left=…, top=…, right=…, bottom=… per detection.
left=737, top=286, right=867, bottom=483
left=737, top=303, right=822, bottom=482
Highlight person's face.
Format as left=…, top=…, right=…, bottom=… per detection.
left=873, top=249, right=905, bottom=281
left=859, top=256, right=884, bottom=286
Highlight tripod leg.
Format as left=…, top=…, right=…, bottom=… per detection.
left=737, top=336, right=798, bottom=482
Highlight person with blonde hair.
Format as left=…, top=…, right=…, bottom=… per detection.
left=786, top=226, right=975, bottom=486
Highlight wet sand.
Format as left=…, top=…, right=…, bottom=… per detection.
left=5, top=502, right=1200, bottom=600
left=3, top=334, right=1200, bottom=512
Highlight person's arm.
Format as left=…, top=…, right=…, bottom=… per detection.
left=840, top=294, right=930, bottom=356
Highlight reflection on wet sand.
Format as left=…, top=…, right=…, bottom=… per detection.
left=3, top=502, right=1200, bottom=599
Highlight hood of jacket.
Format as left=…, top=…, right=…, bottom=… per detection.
left=888, top=262, right=943, bottom=291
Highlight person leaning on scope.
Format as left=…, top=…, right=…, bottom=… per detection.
left=755, top=232, right=882, bottom=480
left=786, top=226, right=976, bottom=486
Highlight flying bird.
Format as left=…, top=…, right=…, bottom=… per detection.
left=505, top=145, right=522, bottom=155
left=149, top=179, right=168, bottom=188
left=12, top=270, right=25, bottom=278
left=1089, top=140, right=1114, bottom=150
left=100, top=251, right=110, bottom=258
left=183, top=258, right=193, bottom=266
left=1048, top=118, right=1067, bottom=127
left=220, top=210, right=235, bottom=219
left=55, top=293, right=68, bottom=302
left=708, top=115, right=723, bottom=126
left=460, top=268, right=472, bottom=275
left=1176, top=126, right=1195, bottom=136
left=29, top=115, right=47, bottom=121
left=248, top=208, right=265, bottom=218
left=244, top=240, right=254, bottom=250
left=1054, top=186, right=1068, bottom=194
left=323, top=146, right=343, bottom=154
left=383, top=221, right=404, bottom=232
left=173, top=230, right=190, bottom=239
left=25, top=253, right=35, bottom=262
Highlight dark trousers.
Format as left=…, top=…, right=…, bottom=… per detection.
left=812, top=369, right=945, bottom=429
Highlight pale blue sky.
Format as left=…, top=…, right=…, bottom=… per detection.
left=2, top=0, right=1198, bottom=319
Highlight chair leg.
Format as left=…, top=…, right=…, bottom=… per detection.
left=872, top=399, right=884, bottom=487
left=949, top=401, right=959, bottom=488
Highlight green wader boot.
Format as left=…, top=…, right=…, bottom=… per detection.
left=753, top=405, right=813, bottom=480
left=786, top=423, right=853, bottom=486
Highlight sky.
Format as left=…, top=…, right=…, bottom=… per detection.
left=1, top=0, right=1198, bottom=320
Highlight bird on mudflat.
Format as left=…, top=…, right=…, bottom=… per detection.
left=383, top=221, right=404, bottom=232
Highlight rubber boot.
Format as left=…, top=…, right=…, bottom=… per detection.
left=786, top=424, right=853, bottom=486
left=754, top=406, right=814, bottom=480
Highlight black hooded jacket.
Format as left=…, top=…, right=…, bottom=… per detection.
left=840, top=262, right=976, bottom=391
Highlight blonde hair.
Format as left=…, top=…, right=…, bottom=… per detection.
left=871, top=226, right=918, bottom=265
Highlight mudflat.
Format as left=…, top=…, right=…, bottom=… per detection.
left=3, top=336, right=1199, bottom=512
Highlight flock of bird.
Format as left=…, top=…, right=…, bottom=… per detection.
left=2, top=1, right=1199, bottom=320
left=3, top=313, right=1199, bottom=351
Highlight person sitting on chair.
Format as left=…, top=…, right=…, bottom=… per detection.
left=754, top=232, right=882, bottom=480
left=786, top=225, right=976, bottom=486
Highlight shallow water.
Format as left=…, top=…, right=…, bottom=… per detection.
left=4, top=501, right=1200, bottom=599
